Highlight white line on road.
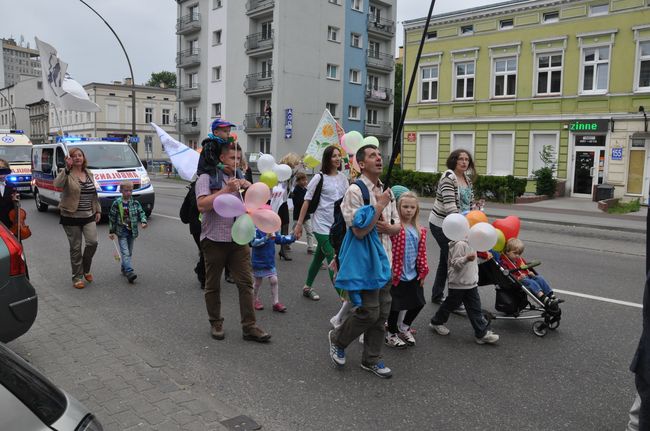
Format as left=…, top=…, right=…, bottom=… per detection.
left=152, top=212, right=642, bottom=309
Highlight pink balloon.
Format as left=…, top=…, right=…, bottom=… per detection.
left=213, top=194, right=246, bottom=218
left=251, top=209, right=281, bottom=233
left=339, top=134, right=350, bottom=154
left=261, top=204, right=272, bottom=210
left=245, top=182, right=270, bottom=211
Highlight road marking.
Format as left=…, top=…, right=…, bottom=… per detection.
left=152, top=212, right=182, bottom=220
left=554, top=289, right=642, bottom=309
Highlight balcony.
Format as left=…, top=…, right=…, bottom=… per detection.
left=367, top=16, right=395, bottom=38
left=176, top=48, right=201, bottom=68
left=244, top=72, right=273, bottom=94
left=244, top=113, right=271, bottom=133
left=176, top=13, right=201, bottom=35
left=364, top=121, right=392, bottom=138
left=366, top=50, right=394, bottom=72
left=178, top=84, right=201, bottom=102
left=365, top=86, right=393, bottom=105
left=245, top=31, right=274, bottom=56
left=246, top=0, right=274, bottom=17
left=179, top=118, right=201, bottom=135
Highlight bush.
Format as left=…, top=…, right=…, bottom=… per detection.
left=608, top=199, right=641, bottom=214
left=474, top=175, right=527, bottom=203
left=383, top=167, right=440, bottom=197
left=533, top=166, right=557, bottom=197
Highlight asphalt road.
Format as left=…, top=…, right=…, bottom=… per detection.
left=19, top=179, right=645, bottom=431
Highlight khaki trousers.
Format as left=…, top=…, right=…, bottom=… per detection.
left=62, top=222, right=98, bottom=281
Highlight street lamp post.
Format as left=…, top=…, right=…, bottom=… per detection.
left=78, top=0, right=136, bottom=146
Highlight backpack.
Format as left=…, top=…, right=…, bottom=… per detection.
left=307, top=173, right=324, bottom=215
left=329, top=180, right=370, bottom=257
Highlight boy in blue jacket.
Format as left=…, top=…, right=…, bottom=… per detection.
left=250, top=228, right=295, bottom=312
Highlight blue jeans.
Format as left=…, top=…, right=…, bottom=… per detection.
left=521, top=275, right=553, bottom=296
left=431, top=287, right=489, bottom=338
left=429, top=223, right=449, bottom=301
left=118, top=233, right=135, bottom=274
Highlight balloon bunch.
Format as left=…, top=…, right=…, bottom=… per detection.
left=442, top=210, right=521, bottom=252
left=256, top=154, right=292, bottom=188
left=339, top=131, right=380, bottom=174
left=213, top=182, right=282, bottom=245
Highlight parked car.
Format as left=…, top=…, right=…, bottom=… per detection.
left=0, top=221, right=36, bottom=343
left=0, top=342, right=103, bottom=430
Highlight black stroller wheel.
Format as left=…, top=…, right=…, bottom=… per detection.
left=548, top=319, right=560, bottom=330
left=533, top=321, right=547, bottom=337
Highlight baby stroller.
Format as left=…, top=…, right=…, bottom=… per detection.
left=477, top=255, right=562, bottom=337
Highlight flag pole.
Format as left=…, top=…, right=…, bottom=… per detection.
left=383, top=0, right=437, bottom=188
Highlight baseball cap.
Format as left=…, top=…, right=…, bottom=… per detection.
left=210, top=118, right=236, bottom=131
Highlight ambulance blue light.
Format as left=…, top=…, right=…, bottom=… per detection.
left=8, top=176, right=17, bottom=182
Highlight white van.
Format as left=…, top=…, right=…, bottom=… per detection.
left=0, top=129, right=33, bottom=193
left=31, top=137, right=154, bottom=216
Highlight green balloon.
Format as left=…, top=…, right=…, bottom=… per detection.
left=231, top=214, right=256, bottom=245
left=391, top=185, right=409, bottom=201
left=260, top=171, right=278, bottom=188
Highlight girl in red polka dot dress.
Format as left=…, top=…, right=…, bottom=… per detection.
left=386, top=191, right=429, bottom=348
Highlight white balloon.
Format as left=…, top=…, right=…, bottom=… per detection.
left=257, top=153, right=276, bottom=173
left=273, top=163, right=292, bottom=182
left=442, top=213, right=470, bottom=241
left=468, top=222, right=498, bottom=252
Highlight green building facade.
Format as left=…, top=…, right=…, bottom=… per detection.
left=403, top=0, right=650, bottom=199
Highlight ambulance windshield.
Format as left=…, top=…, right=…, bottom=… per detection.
left=75, top=143, right=142, bottom=169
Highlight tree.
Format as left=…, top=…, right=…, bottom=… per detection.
left=146, top=71, right=176, bottom=88
left=533, top=144, right=558, bottom=197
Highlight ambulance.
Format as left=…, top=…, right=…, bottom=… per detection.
left=31, top=136, right=155, bottom=216
left=0, top=129, right=34, bottom=193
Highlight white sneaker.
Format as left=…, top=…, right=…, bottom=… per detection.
left=358, top=333, right=364, bottom=344
left=398, top=330, right=416, bottom=346
left=476, top=330, right=499, bottom=345
left=329, top=315, right=342, bottom=329
left=429, top=323, right=450, bottom=336
left=385, top=333, right=407, bottom=349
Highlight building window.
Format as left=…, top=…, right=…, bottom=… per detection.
left=145, top=107, right=153, bottom=123
left=460, top=25, right=474, bottom=35
left=326, top=64, right=339, bottom=80
left=417, top=134, right=438, bottom=173
left=188, top=107, right=197, bottom=122
left=581, top=46, right=610, bottom=93
left=451, top=132, right=474, bottom=156
left=213, top=0, right=222, bottom=8
left=351, top=33, right=362, bottom=48
left=259, top=137, right=271, bottom=154
left=420, top=65, right=438, bottom=102
left=636, top=41, right=650, bottom=91
left=368, top=41, right=380, bottom=57
left=499, top=19, right=513, bottom=30
left=212, top=30, right=222, bottom=45
left=536, top=52, right=562, bottom=95
left=348, top=105, right=360, bottom=120
left=493, top=57, right=517, bottom=97
left=326, top=103, right=337, bottom=117
left=426, top=31, right=437, bottom=40
left=328, top=26, right=340, bottom=42
left=188, top=4, right=199, bottom=20
left=351, top=0, right=362, bottom=12
left=212, top=103, right=221, bottom=117
left=488, top=133, right=514, bottom=175
left=329, top=0, right=342, bottom=4
left=261, top=21, right=273, bottom=40
left=366, top=109, right=378, bottom=125
left=261, top=60, right=272, bottom=78
left=349, top=69, right=361, bottom=84
left=188, top=72, right=198, bottom=88
left=212, top=66, right=221, bottom=81
left=529, top=133, right=558, bottom=177
left=542, top=11, right=559, bottom=23
left=454, top=61, right=475, bottom=100
left=162, top=109, right=170, bottom=125
left=589, top=4, right=608, bottom=16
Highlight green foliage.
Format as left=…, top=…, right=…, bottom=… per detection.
left=146, top=71, right=176, bottom=88
left=474, top=175, right=528, bottom=203
left=607, top=199, right=641, bottom=214
left=385, top=167, right=440, bottom=197
left=533, top=144, right=557, bottom=197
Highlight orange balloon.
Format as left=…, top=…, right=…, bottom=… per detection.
left=466, top=210, right=488, bottom=227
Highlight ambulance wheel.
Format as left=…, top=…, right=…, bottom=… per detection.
left=34, top=188, right=48, bottom=212
left=532, top=321, right=547, bottom=337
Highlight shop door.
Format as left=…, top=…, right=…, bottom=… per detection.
left=572, top=147, right=605, bottom=197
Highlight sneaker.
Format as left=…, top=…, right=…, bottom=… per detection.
left=307, top=248, right=315, bottom=255
left=243, top=326, right=271, bottom=343
left=329, top=315, right=342, bottom=329
left=475, top=330, right=499, bottom=345
left=84, top=273, right=93, bottom=283
left=210, top=322, right=225, bottom=340
left=302, top=287, right=320, bottom=301
left=272, top=302, right=287, bottom=313
left=454, top=304, right=466, bottom=313
left=398, top=331, right=416, bottom=346
left=431, top=295, right=445, bottom=304
left=385, top=333, right=407, bottom=349
left=126, top=272, right=137, bottom=283
left=225, top=274, right=235, bottom=284
left=254, top=298, right=264, bottom=310
left=429, top=323, right=450, bottom=336
left=328, top=330, right=345, bottom=366
left=358, top=333, right=364, bottom=344
left=73, top=280, right=85, bottom=289
left=360, top=361, right=392, bottom=379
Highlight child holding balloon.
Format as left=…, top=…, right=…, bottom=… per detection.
left=250, top=228, right=296, bottom=312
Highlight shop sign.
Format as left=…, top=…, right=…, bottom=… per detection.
left=575, top=135, right=606, bottom=146
left=569, top=119, right=609, bottom=133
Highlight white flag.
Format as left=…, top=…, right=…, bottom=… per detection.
left=35, top=37, right=100, bottom=112
left=150, top=122, right=199, bottom=181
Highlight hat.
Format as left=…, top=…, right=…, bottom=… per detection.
left=210, top=118, right=236, bottom=131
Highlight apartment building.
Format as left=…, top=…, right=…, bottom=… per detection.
left=48, top=80, right=177, bottom=164
left=26, top=99, right=49, bottom=144
left=403, top=0, right=650, bottom=199
left=175, top=0, right=396, bottom=159
left=0, top=37, right=41, bottom=89
left=0, top=76, right=42, bottom=131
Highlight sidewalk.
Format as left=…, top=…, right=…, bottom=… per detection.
left=419, top=196, right=647, bottom=233
left=7, top=266, right=254, bottom=431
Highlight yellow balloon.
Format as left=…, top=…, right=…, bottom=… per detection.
left=493, top=228, right=506, bottom=252
left=466, top=210, right=488, bottom=227
left=259, top=171, right=278, bottom=188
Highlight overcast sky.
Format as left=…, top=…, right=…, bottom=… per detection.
left=2, top=0, right=499, bottom=86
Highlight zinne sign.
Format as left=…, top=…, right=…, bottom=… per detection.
left=569, top=120, right=608, bottom=133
